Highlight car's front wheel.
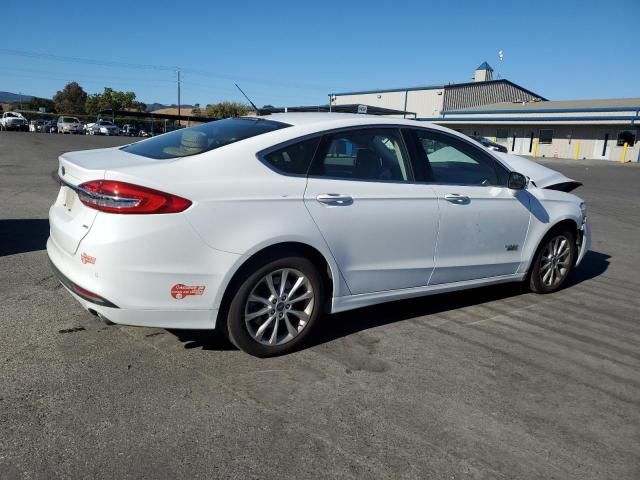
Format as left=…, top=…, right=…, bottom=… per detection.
left=529, top=229, right=576, bottom=293
left=225, top=256, right=324, bottom=357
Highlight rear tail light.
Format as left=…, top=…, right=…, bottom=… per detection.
left=76, top=180, right=192, bottom=214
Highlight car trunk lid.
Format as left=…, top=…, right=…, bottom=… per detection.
left=50, top=146, right=158, bottom=255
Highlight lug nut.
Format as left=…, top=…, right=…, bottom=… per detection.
left=278, top=313, right=284, bottom=318
left=272, top=299, right=277, bottom=304
left=286, top=304, right=291, bottom=309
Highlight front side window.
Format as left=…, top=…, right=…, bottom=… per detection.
left=412, top=129, right=502, bottom=186
left=539, top=129, right=553, bottom=144
left=262, top=137, right=320, bottom=175
left=310, top=128, right=409, bottom=182
left=122, top=117, right=290, bottom=160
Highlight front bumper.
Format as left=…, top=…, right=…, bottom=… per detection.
left=575, top=220, right=591, bottom=266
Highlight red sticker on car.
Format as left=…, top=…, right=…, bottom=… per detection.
left=171, top=284, right=205, bottom=299
left=80, top=252, right=96, bottom=264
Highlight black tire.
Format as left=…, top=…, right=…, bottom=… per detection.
left=529, top=228, right=576, bottom=294
left=225, top=256, right=324, bottom=357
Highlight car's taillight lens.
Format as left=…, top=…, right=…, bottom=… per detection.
left=77, top=180, right=192, bottom=214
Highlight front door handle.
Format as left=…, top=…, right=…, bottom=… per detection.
left=316, top=193, right=353, bottom=206
left=444, top=193, right=470, bottom=204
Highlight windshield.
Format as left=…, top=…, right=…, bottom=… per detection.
left=122, top=117, right=290, bottom=160
left=7, top=112, right=20, bottom=117
left=62, top=117, right=78, bottom=123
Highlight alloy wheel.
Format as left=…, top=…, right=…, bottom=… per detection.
left=244, top=268, right=315, bottom=346
left=539, top=234, right=571, bottom=288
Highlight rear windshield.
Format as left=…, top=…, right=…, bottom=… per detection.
left=122, top=117, right=290, bottom=159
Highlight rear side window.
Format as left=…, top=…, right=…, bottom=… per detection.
left=262, top=137, right=320, bottom=175
left=123, top=117, right=290, bottom=160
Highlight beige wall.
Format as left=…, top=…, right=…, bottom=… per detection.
left=442, top=123, right=639, bottom=162
left=332, top=89, right=444, bottom=118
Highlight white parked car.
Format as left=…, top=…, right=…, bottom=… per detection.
left=48, top=113, right=590, bottom=356
left=57, top=116, right=84, bottom=134
left=0, top=111, right=29, bottom=131
left=85, top=119, right=119, bottom=136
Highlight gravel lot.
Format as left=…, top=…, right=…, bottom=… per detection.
left=1, top=131, right=639, bottom=479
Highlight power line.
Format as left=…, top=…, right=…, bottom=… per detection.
left=0, top=48, right=344, bottom=93
left=0, top=48, right=176, bottom=71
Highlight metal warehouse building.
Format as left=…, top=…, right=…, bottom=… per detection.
left=329, top=63, right=639, bottom=162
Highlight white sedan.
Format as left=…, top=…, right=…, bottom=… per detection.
left=48, top=113, right=590, bottom=356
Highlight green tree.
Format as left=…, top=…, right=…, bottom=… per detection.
left=27, top=97, right=56, bottom=113
left=53, top=82, right=87, bottom=114
left=85, top=87, right=142, bottom=115
left=205, top=101, right=251, bottom=119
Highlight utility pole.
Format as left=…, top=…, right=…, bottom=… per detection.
left=177, top=68, right=181, bottom=126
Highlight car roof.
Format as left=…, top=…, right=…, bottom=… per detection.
left=251, top=112, right=450, bottom=131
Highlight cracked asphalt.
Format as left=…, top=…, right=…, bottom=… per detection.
left=1, top=131, right=639, bottom=479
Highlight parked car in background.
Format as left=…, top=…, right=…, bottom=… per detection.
left=86, top=120, right=119, bottom=136
left=121, top=124, right=139, bottom=137
left=470, top=135, right=508, bottom=153
left=0, top=112, right=29, bottom=131
left=48, top=113, right=590, bottom=357
left=30, top=119, right=47, bottom=132
left=138, top=129, right=151, bottom=137
left=44, top=120, right=58, bottom=133
left=57, top=116, right=84, bottom=134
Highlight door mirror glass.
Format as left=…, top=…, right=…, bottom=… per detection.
left=508, top=172, right=527, bottom=190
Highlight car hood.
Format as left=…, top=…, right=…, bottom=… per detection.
left=493, top=153, right=581, bottom=191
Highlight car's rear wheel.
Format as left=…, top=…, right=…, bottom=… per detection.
left=225, top=256, right=323, bottom=357
left=529, top=229, right=576, bottom=293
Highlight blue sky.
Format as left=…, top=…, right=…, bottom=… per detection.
left=2, top=0, right=638, bottom=106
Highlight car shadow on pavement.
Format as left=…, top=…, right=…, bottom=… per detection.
left=169, top=250, right=610, bottom=353
left=0, top=219, right=49, bottom=257
left=308, top=250, right=610, bottom=350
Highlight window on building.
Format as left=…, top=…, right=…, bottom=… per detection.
left=310, top=129, right=410, bottom=182
left=262, top=137, right=320, bottom=175
left=539, top=129, right=553, bottom=144
left=617, top=130, right=636, bottom=147
left=496, top=128, right=509, bottom=142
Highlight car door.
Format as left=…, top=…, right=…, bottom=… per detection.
left=304, top=127, right=439, bottom=295
left=407, top=128, right=531, bottom=285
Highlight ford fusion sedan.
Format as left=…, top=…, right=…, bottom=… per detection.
left=48, top=113, right=590, bottom=357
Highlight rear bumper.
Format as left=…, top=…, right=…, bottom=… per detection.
left=47, top=210, right=242, bottom=329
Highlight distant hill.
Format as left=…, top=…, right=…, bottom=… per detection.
left=145, top=102, right=194, bottom=112
left=0, top=91, right=34, bottom=103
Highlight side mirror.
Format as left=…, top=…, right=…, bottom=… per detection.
left=508, top=171, right=527, bottom=190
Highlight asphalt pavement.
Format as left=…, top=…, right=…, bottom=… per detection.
left=1, top=131, right=639, bottom=479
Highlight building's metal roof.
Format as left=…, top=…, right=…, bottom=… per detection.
left=258, top=104, right=416, bottom=117
left=446, top=98, right=640, bottom=114
left=330, top=79, right=545, bottom=101
left=476, top=61, right=493, bottom=71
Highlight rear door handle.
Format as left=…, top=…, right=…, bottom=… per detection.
left=316, top=194, right=353, bottom=206
left=444, top=193, right=470, bottom=204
